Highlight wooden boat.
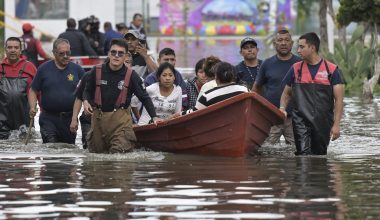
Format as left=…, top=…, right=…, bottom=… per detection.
left=133, top=92, right=285, bottom=157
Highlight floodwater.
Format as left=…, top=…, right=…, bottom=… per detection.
left=151, top=36, right=275, bottom=68
left=0, top=96, right=379, bottom=219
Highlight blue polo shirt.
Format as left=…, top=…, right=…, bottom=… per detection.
left=31, top=60, right=85, bottom=112
left=255, top=54, right=301, bottom=107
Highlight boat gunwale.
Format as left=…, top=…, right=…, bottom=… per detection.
left=133, top=92, right=285, bottom=132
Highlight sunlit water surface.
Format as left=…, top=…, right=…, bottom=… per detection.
left=0, top=97, right=379, bottom=219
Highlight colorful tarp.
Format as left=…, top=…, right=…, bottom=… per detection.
left=159, top=0, right=294, bottom=36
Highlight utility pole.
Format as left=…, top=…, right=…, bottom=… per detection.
left=0, top=0, right=4, bottom=47
left=182, top=0, right=189, bottom=67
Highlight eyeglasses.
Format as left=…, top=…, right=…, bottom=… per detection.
left=110, top=50, right=126, bottom=57
left=55, top=51, right=71, bottom=57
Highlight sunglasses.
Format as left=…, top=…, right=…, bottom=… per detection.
left=110, top=50, right=126, bottom=57
left=55, top=51, right=71, bottom=57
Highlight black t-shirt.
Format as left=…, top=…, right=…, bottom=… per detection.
left=75, top=71, right=91, bottom=100
left=83, top=63, right=157, bottom=117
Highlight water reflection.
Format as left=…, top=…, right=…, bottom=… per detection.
left=155, top=36, right=274, bottom=68
left=0, top=97, right=379, bottom=219
left=0, top=152, right=379, bottom=218
left=86, top=157, right=344, bottom=219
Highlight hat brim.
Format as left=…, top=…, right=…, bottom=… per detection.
left=241, top=41, right=257, bottom=48
left=124, top=33, right=138, bottom=39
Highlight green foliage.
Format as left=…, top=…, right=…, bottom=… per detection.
left=323, top=26, right=376, bottom=93
left=295, top=0, right=318, bottom=32
left=336, top=0, right=380, bottom=27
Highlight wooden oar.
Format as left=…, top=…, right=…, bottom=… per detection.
left=24, top=113, right=35, bottom=145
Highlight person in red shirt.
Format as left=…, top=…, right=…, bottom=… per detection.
left=21, top=23, right=50, bottom=68
left=0, top=37, right=37, bottom=139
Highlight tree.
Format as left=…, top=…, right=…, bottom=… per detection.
left=336, top=0, right=380, bottom=102
left=296, top=0, right=317, bottom=33
left=319, top=0, right=329, bottom=52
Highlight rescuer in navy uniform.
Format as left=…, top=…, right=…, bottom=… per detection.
left=28, top=38, right=85, bottom=144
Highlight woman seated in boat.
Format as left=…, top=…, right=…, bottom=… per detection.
left=197, top=56, right=221, bottom=98
left=138, top=62, right=182, bottom=125
left=186, top=58, right=207, bottom=110
left=182, top=61, right=248, bottom=115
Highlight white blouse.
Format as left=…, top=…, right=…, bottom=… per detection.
left=138, top=82, right=182, bottom=125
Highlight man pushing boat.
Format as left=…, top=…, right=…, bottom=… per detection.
left=82, top=38, right=161, bottom=154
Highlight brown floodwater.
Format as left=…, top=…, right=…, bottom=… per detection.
left=0, top=96, right=379, bottom=219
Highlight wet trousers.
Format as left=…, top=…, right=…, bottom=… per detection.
left=87, top=108, right=137, bottom=154
left=39, top=111, right=76, bottom=144
left=264, top=117, right=294, bottom=145
left=292, top=112, right=331, bottom=155
left=79, top=113, right=91, bottom=149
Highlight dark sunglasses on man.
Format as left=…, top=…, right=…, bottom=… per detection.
left=55, top=51, right=71, bottom=57
left=110, top=50, right=125, bottom=57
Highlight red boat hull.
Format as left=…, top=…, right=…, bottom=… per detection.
left=133, top=93, right=285, bottom=157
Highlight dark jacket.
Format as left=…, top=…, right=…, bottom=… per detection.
left=85, top=31, right=106, bottom=56
left=58, top=28, right=97, bottom=56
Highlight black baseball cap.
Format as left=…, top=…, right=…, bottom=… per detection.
left=240, top=37, right=257, bottom=49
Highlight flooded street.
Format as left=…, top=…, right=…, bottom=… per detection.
left=0, top=97, right=379, bottom=219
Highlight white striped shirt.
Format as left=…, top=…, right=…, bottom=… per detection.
left=183, top=83, right=248, bottom=115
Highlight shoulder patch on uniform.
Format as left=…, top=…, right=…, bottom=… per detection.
left=118, top=80, right=124, bottom=90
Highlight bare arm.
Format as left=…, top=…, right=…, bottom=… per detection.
left=135, top=44, right=158, bottom=73
left=252, top=82, right=263, bottom=95
left=28, top=88, right=39, bottom=117
left=144, top=54, right=158, bottom=73
left=330, top=84, right=344, bottom=140
left=131, top=107, right=141, bottom=120
left=279, top=85, right=292, bottom=117
left=70, top=98, right=82, bottom=133
left=35, top=40, right=52, bottom=59
left=83, top=100, right=93, bottom=115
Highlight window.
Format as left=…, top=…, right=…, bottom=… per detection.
left=16, top=0, right=69, bottom=19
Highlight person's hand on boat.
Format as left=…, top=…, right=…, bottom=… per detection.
left=330, top=122, right=340, bottom=141
left=83, top=100, right=93, bottom=115
left=279, top=107, right=287, bottom=118
left=168, top=113, right=181, bottom=119
left=152, top=117, right=163, bottom=125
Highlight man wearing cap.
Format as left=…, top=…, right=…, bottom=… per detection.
left=0, top=37, right=37, bottom=139
left=58, top=18, right=97, bottom=56
left=253, top=29, right=302, bottom=146
left=235, top=37, right=262, bottom=90
left=28, top=38, right=85, bottom=144
left=124, top=30, right=157, bottom=79
left=83, top=15, right=106, bottom=56
left=21, top=22, right=50, bottom=68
